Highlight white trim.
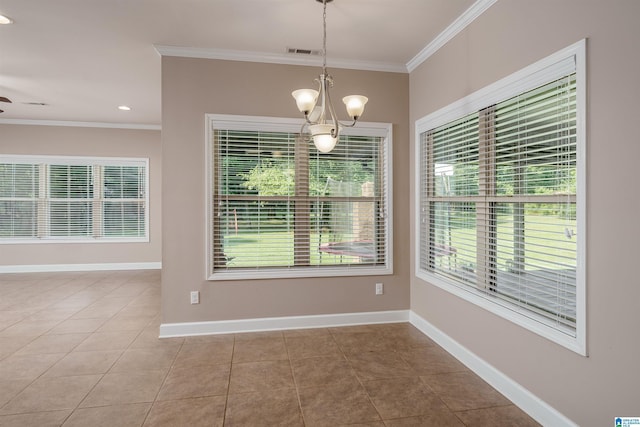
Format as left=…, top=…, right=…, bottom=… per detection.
left=0, top=118, right=161, bottom=130
left=0, top=262, right=161, bottom=274
left=409, top=311, right=578, bottom=427
left=406, top=0, right=498, bottom=72
left=154, top=45, right=407, bottom=74
left=159, top=309, right=410, bottom=338
left=575, top=42, right=588, bottom=357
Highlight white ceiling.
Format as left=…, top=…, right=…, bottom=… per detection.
left=0, top=0, right=482, bottom=127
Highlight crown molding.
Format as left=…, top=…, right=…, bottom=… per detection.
left=406, top=0, right=498, bottom=72
left=0, top=118, right=161, bottom=130
left=154, top=45, right=408, bottom=74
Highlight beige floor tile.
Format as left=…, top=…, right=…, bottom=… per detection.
left=0, top=335, right=36, bottom=355
left=362, top=377, right=450, bottom=420
left=70, top=297, right=132, bottom=319
left=0, top=379, right=31, bottom=407
left=0, top=374, right=101, bottom=414
left=0, top=271, right=535, bottom=426
left=291, top=355, right=359, bottom=389
left=298, top=382, right=381, bottom=427
left=285, top=334, right=342, bottom=359
left=370, top=323, right=437, bottom=350
left=16, top=333, right=90, bottom=355
left=109, top=347, right=178, bottom=373
left=144, top=396, right=226, bottom=427
left=422, top=371, right=511, bottom=411
left=226, top=388, right=303, bottom=426
left=62, top=403, right=151, bottom=427
left=173, top=340, right=233, bottom=367
left=234, top=331, right=284, bottom=341
left=0, top=410, right=72, bottom=427
left=383, top=414, right=466, bottom=426
left=329, top=325, right=378, bottom=334
left=156, top=364, right=230, bottom=400
left=0, top=311, right=26, bottom=327
left=229, top=360, right=294, bottom=394
left=129, top=327, right=183, bottom=350
left=44, top=350, right=122, bottom=377
left=25, top=308, right=77, bottom=322
left=0, top=319, right=60, bottom=337
left=80, top=370, right=167, bottom=407
left=48, top=297, right=93, bottom=311
left=282, top=327, right=331, bottom=338
left=105, top=283, right=151, bottom=298
left=232, top=336, right=288, bottom=363
left=455, top=404, right=540, bottom=426
left=97, top=315, right=154, bottom=333
left=333, top=423, right=385, bottom=427
left=399, top=345, right=468, bottom=376
left=0, top=352, right=66, bottom=381
left=346, top=351, right=416, bottom=381
left=331, top=331, right=387, bottom=355
left=72, top=330, right=139, bottom=352
left=47, top=318, right=107, bottom=334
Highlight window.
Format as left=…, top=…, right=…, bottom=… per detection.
left=207, top=115, right=392, bottom=280
left=0, top=156, right=148, bottom=242
left=416, top=40, right=585, bottom=354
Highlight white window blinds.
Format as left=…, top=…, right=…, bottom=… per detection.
left=0, top=156, right=148, bottom=242
left=0, top=163, right=39, bottom=237
left=416, top=40, right=585, bottom=353
left=207, top=115, right=392, bottom=280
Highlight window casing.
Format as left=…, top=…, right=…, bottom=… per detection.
left=0, top=156, right=148, bottom=243
left=206, top=115, right=392, bottom=280
left=415, top=40, right=586, bottom=354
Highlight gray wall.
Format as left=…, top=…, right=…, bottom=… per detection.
left=0, top=124, right=162, bottom=268
left=409, top=1, right=640, bottom=425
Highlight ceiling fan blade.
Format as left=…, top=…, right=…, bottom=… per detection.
left=0, top=96, right=12, bottom=103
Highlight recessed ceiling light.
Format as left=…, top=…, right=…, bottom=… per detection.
left=0, top=15, right=13, bottom=25
left=118, top=105, right=131, bottom=111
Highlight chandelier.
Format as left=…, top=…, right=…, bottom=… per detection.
left=291, top=0, right=368, bottom=153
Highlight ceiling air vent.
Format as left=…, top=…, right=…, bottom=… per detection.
left=287, top=47, right=322, bottom=56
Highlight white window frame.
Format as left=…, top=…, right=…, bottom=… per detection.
left=0, top=155, right=149, bottom=244
left=206, top=114, right=393, bottom=280
left=414, top=40, right=586, bottom=355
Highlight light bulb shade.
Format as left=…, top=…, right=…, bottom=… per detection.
left=292, top=89, right=319, bottom=115
left=309, top=123, right=338, bottom=153
left=342, top=95, right=368, bottom=119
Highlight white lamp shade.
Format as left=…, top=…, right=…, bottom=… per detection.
left=292, top=89, right=319, bottom=114
left=309, top=123, right=338, bottom=153
left=342, top=95, right=368, bottom=119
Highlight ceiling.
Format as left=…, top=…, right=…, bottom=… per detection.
left=0, top=0, right=480, bottom=127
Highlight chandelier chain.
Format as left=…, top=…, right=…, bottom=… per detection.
left=322, top=0, right=327, bottom=73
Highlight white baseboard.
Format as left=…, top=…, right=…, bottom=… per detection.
left=409, top=311, right=577, bottom=427
left=0, top=262, right=162, bottom=274
left=159, top=309, right=410, bottom=338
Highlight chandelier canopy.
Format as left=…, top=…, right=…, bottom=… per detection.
left=291, top=0, right=368, bottom=153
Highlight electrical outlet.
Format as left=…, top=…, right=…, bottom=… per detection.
left=190, top=291, right=200, bottom=304
left=375, top=282, right=383, bottom=295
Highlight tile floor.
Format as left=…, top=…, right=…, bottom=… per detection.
left=0, top=270, right=539, bottom=426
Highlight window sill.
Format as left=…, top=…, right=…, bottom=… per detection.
left=208, top=264, right=393, bottom=281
